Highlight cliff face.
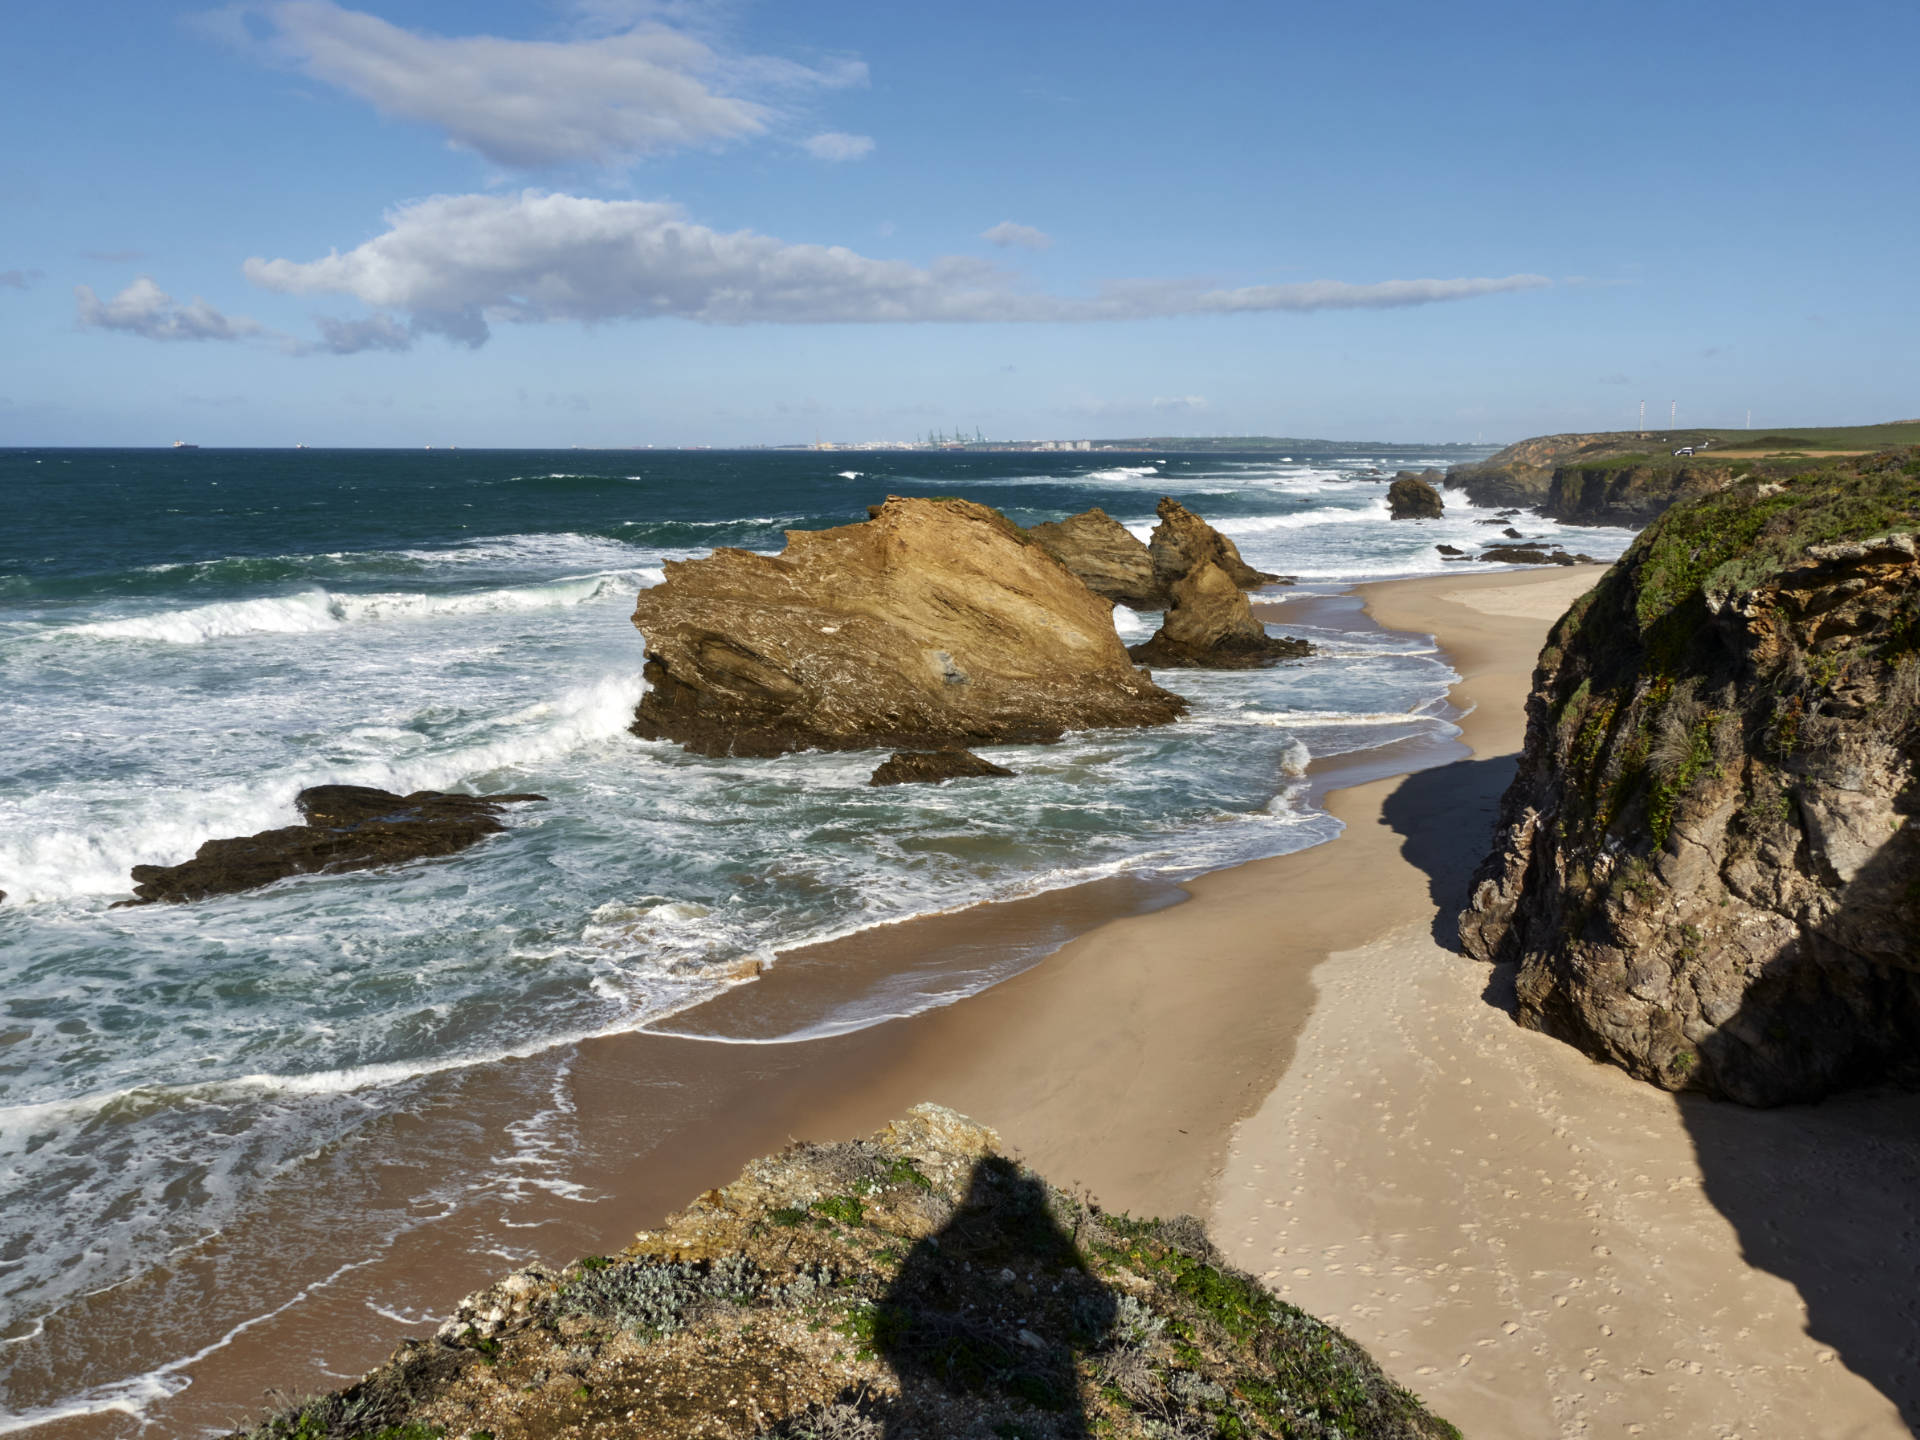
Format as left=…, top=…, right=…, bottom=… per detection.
left=630, top=497, right=1186, bottom=757
left=1460, top=451, right=1920, bottom=1104
left=1446, top=432, right=1740, bottom=526
left=234, top=1105, right=1459, bottom=1440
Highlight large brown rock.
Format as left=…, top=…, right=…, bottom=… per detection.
left=1147, top=498, right=1280, bottom=596
left=123, top=786, right=544, bottom=904
left=1386, top=473, right=1444, bottom=519
left=1127, top=560, right=1313, bottom=669
left=629, top=496, right=1188, bottom=757
left=1459, top=454, right=1920, bottom=1104
left=1024, top=507, right=1160, bottom=608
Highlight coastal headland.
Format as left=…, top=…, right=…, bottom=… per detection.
left=22, top=560, right=1915, bottom=1439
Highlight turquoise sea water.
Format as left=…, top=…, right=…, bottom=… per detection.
left=0, top=446, right=1635, bottom=1427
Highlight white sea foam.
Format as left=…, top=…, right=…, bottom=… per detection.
left=60, top=573, right=654, bottom=646
left=1111, top=604, right=1153, bottom=640
left=836, top=470, right=863, bottom=480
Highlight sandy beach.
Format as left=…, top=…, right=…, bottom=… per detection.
left=20, top=565, right=1919, bottom=1439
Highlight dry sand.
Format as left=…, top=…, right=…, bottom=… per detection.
left=1213, top=572, right=1920, bottom=1438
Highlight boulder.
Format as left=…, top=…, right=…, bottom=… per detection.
left=1024, top=507, right=1159, bottom=608
left=869, top=750, right=1014, bottom=786
left=1146, top=497, right=1279, bottom=595
left=1126, top=560, right=1313, bottom=669
left=123, top=786, right=544, bottom=904
left=1386, top=474, right=1445, bottom=520
left=1435, top=544, right=1465, bottom=556
left=629, top=496, right=1188, bottom=758
left=1479, top=545, right=1575, bottom=566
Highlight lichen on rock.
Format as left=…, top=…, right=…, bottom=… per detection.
left=1460, top=450, right=1920, bottom=1104
left=628, top=497, right=1187, bottom=758
left=230, top=1105, right=1458, bottom=1440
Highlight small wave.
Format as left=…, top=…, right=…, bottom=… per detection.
left=836, top=470, right=863, bottom=480
left=1082, top=465, right=1161, bottom=481
left=57, top=573, right=653, bottom=645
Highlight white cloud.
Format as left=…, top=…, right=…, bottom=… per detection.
left=243, top=190, right=1551, bottom=346
left=1152, top=395, right=1208, bottom=412
left=235, top=1, right=865, bottom=168
left=75, top=277, right=264, bottom=342
left=982, top=221, right=1051, bottom=251
left=802, top=131, right=874, bottom=161
left=313, top=312, right=413, bottom=354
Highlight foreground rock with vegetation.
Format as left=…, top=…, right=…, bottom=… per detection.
left=629, top=497, right=1186, bottom=757
left=234, top=1106, right=1457, bottom=1440
left=1461, top=450, right=1920, bottom=1104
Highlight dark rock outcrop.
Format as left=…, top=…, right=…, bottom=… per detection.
left=1386, top=474, right=1444, bottom=520
left=1025, top=507, right=1160, bottom=608
left=630, top=496, right=1187, bottom=758
left=124, top=786, right=544, bottom=904
left=1479, top=545, right=1576, bottom=566
left=1147, top=497, right=1280, bottom=595
left=1460, top=451, right=1920, bottom=1104
left=228, top=1105, right=1457, bottom=1440
left=1435, top=544, right=1465, bottom=557
left=869, top=749, right=1014, bottom=785
left=1127, top=560, right=1313, bottom=669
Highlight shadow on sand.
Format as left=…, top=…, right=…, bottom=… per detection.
left=1379, top=750, right=1920, bottom=1432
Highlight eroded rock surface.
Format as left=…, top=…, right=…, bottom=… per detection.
left=1147, top=497, right=1280, bottom=595
left=1460, top=451, right=1920, bottom=1103
left=1127, top=560, right=1313, bottom=669
left=1386, top=474, right=1444, bottom=519
left=1025, top=507, right=1160, bottom=608
left=869, top=749, right=1014, bottom=785
left=630, top=497, right=1187, bottom=757
left=1479, top=545, right=1576, bottom=566
left=228, top=1104, right=1457, bottom=1440
left=125, top=786, right=544, bottom=904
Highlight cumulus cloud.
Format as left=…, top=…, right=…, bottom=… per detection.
left=75, top=277, right=265, bottom=342
left=982, top=221, right=1051, bottom=251
left=242, top=190, right=1551, bottom=347
left=802, top=131, right=874, bottom=161
left=230, top=1, right=864, bottom=168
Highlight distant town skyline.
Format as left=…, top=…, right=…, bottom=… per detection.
left=3, top=0, right=1915, bottom=447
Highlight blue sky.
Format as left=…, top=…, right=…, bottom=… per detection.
left=2, top=0, right=1915, bottom=446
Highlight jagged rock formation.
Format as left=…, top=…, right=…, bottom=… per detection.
left=1147, top=498, right=1280, bottom=595
left=231, top=1105, right=1458, bottom=1440
left=869, top=750, right=1014, bottom=786
left=1025, top=507, right=1160, bottom=608
left=1128, top=561, right=1313, bottom=669
left=1479, top=544, right=1577, bottom=566
left=1386, top=474, right=1444, bottom=520
left=630, top=497, right=1187, bottom=757
left=123, top=786, right=544, bottom=904
left=1460, top=451, right=1920, bottom=1104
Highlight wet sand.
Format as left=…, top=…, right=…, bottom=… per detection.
left=18, top=565, right=1918, bottom=1438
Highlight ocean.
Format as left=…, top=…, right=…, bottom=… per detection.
left=0, top=446, right=1636, bottom=1431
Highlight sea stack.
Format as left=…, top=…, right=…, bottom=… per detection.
left=629, top=496, right=1188, bottom=757
left=1386, top=472, right=1445, bottom=519
left=1459, top=452, right=1920, bottom=1104
left=1146, top=497, right=1280, bottom=596
left=1127, top=561, right=1313, bottom=669
left=1024, top=507, right=1161, bottom=608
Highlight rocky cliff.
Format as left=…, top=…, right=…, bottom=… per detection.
left=629, top=497, right=1186, bottom=757
left=1460, top=450, right=1920, bottom=1104
left=1446, top=432, right=1743, bottom=526
left=233, top=1105, right=1458, bottom=1440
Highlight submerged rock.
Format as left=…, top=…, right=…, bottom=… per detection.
left=1025, top=507, right=1160, bottom=608
left=1147, top=497, right=1280, bottom=595
left=228, top=1104, right=1457, bottom=1440
left=1127, top=560, right=1313, bottom=669
left=630, top=496, right=1187, bottom=757
left=124, top=786, right=544, bottom=904
left=1386, top=474, right=1445, bottom=520
left=1461, top=452, right=1920, bottom=1104
left=869, top=749, right=1014, bottom=785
